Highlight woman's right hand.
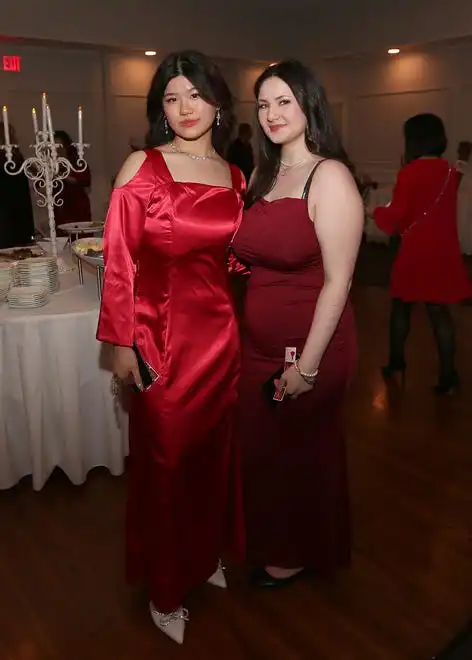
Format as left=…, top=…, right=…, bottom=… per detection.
left=113, top=346, right=143, bottom=390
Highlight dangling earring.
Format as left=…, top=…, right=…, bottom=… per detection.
left=215, top=109, right=221, bottom=127
left=164, top=117, right=169, bottom=136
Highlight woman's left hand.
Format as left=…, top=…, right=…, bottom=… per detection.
left=275, top=366, right=313, bottom=400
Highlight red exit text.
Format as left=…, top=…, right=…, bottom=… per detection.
left=2, top=56, right=21, bottom=72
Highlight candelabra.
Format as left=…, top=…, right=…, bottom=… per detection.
left=1, top=94, right=88, bottom=273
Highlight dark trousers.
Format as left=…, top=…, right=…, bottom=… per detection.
left=388, top=298, right=457, bottom=382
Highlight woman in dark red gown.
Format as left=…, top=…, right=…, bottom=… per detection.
left=372, top=114, right=471, bottom=394
left=231, top=61, right=364, bottom=587
left=54, top=130, right=91, bottom=230
left=97, top=51, right=245, bottom=644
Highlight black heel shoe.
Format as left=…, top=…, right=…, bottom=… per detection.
left=433, top=374, right=460, bottom=396
left=381, top=362, right=407, bottom=387
left=250, top=567, right=306, bottom=589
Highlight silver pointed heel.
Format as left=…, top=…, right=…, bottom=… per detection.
left=207, top=559, right=227, bottom=589
left=149, top=602, right=189, bottom=644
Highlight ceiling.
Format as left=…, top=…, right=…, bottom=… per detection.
left=1, top=0, right=472, bottom=63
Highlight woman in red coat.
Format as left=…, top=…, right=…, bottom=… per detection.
left=373, top=114, right=471, bottom=394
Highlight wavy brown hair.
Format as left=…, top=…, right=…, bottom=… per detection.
left=247, top=60, right=351, bottom=207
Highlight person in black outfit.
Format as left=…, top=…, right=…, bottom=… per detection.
left=0, top=124, right=35, bottom=248
left=227, top=122, right=254, bottom=184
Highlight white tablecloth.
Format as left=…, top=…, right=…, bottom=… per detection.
left=0, top=258, right=128, bottom=490
left=365, top=187, right=391, bottom=244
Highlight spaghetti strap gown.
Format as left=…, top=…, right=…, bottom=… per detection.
left=232, top=177, right=356, bottom=573
left=97, top=149, right=246, bottom=612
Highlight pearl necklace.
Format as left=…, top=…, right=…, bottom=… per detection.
left=170, top=142, right=216, bottom=161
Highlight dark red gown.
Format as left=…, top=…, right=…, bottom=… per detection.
left=97, top=149, right=246, bottom=612
left=232, top=196, right=356, bottom=573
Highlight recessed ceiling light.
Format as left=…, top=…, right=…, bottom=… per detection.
left=145, top=50, right=157, bottom=56
left=388, top=48, right=400, bottom=55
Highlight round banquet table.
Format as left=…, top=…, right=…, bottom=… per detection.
left=0, top=257, right=128, bottom=490
left=365, top=186, right=391, bottom=244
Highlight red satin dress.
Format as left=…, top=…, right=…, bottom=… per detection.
left=232, top=196, right=356, bottom=573
left=97, top=149, right=246, bottom=612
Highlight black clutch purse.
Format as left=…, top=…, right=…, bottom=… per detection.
left=262, top=365, right=285, bottom=405
left=131, top=344, right=159, bottom=393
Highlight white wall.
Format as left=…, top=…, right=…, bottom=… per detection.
left=0, top=42, right=262, bottom=226
left=317, top=42, right=472, bottom=186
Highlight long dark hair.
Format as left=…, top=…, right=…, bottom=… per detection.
left=403, top=113, right=447, bottom=164
left=247, top=60, right=351, bottom=206
left=54, top=129, right=82, bottom=168
left=54, top=129, right=73, bottom=148
left=146, top=50, right=234, bottom=155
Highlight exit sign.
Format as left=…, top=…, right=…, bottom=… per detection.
left=2, top=56, right=21, bottom=72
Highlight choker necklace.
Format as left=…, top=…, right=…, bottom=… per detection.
left=170, top=142, right=216, bottom=161
left=279, top=158, right=312, bottom=176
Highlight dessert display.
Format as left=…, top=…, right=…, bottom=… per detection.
left=73, top=238, right=103, bottom=258
left=72, top=237, right=104, bottom=267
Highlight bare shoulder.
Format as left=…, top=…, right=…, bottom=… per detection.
left=114, top=150, right=148, bottom=189
left=312, top=159, right=358, bottom=192
left=308, top=159, right=363, bottom=225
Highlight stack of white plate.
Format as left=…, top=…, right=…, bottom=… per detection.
left=7, top=285, right=49, bottom=309
left=0, top=263, right=13, bottom=300
left=16, top=257, right=59, bottom=293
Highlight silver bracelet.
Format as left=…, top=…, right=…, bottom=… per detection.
left=111, top=374, right=121, bottom=397
left=294, top=360, right=318, bottom=384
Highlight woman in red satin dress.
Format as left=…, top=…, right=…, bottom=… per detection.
left=231, top=61, right=364, bottom=587
left=96, top=51, right=245, bottom=644
left=372, top=114, right=471, bottom=394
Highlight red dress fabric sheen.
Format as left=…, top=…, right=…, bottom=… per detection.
left=97, top=149, right=246, bottom=612
left=232, top=196, right=356, bottom=572
left=374, top=158, right=471, bottom=303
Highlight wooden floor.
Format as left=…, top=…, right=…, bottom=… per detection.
left=2, top=284, right=472, bottom=660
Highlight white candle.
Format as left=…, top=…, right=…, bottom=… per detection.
left=46, top=104, right=57, bottom=162
left=32, top=107, right=39, bottom=143
left=41, top=92, right=47, bottom=135
left=46, top=104, right=54, bottom=143
left=2, top=105, right=10, bottom=146
left=78, top=105, right=83, bottom=144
